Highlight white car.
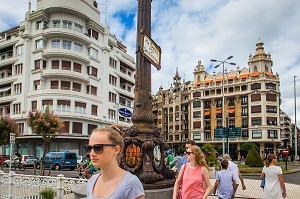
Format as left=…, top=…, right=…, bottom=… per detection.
left=4, top=155, right=39, bottom=168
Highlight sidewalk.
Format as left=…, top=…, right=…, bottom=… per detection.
left=208, top=179, right=300, bottom=199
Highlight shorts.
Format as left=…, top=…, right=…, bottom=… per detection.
left=88, top=167, right=97, bottom=174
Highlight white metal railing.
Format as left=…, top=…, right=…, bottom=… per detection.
left=0, top=171, right=87, bottom=199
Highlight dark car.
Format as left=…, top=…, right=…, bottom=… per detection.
left=0, top=154, right=9, bottom=165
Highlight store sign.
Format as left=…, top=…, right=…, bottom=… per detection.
left=118, top=108, right=133, bottom=118
left=141, top=33, right=161, bottom=70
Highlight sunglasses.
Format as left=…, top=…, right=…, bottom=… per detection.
left=186, top=151, right=194, bottom=155
left=86, top=144, right=116, bottom=154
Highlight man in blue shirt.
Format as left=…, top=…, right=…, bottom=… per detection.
left=179, top=140, right=196, bottom=169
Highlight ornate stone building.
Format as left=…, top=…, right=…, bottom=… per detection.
left=153, top=39, right=281, bottom=159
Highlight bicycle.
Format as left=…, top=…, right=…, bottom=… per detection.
left=11, top=161, right=26, bottom=171
left=76, top=167, right=87, bottom=179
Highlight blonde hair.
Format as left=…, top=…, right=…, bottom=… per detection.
left=188, top=145, right=209, bottom=169
left=91, top=124, right=124, bottom=158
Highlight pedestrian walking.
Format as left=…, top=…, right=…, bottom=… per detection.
left=260, top=154, right=286, bottom=199
left=213, top=159, right=237, bottom=199
left=173, top=145, right=211, bottom=199
left=222, top=154, right=246, bottom=199
left=170, top=151, right=182, bottom=175
left=86, top=124, right=145, bottom=199
left=179, top=140, right=197, bottom=169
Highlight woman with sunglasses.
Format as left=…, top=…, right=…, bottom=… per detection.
left=173, top=145, right=211, bottom=199
left=260, top=154, right=286, bottom=199
left=86, top=125, right=145, bottom=199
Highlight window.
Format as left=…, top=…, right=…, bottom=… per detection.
left=88, top=66, right=98, bottom=77
left=91, top=86, right=97, bottom=95
left=241, top=96, right=248, bottom=105
left=268, top=130, right=278, bottom=139
left=251, top=94, right=261, bottom=102
left=89, top=48, right=98, bottom=58
left=175, top=114, right=179, bottom=121
left=242, top=107, right=248, bottom=116
left=13, top=103, right=21, bottom=114
left=14, top=83, right=22, bottom=94
left=193, top=111, right=201, bottom=118
left=33, top=80, right=40, bottom=90
left=109, top=92, right=117, bottom=102
left=62, top=61, right=71, bottom=70
left=110, top=57, right=117, bottom=68
left=75, top=102, right=86, bottom=114
left=74, top=43, right=83, bottom=52
left=193, top=121, right=201, bottom=128
left=57, top=100, right=71, bottom=112
left=109, top=75, right=117, bottom=86
left=267, top=117, right=277, bottom=125
left=16, top=45, right=23, bottom=56
left=251, top=83, right=261, bottom=90
left=74, top=23, right=83, bottom=33
left=193, top=92, right=201, bottom=98
left=242, top=119, right=248, bottom=128
left=251, top=105, right=261, bottom=113
left=72, top=122, right=83, bottom=134
left=229, top=120, right=235, bottom=127
left=193, top=133, right=201, bottom=140
left=108, top=109, right=116, bottom=120
left=252, top=130, right=262, bottom=138
left=62, top=41, right=72, bottom=50
left=91, top=105, right=97, bottom=116
left=63, top=20, right=72, bottom=29
left=266, top=94, right=277, bottom=101
left=35, top=39, right=46, bottom=49
left=52, top=60, right=59, bottom=69
left=32, top=101, right=37, bottom=111
left=251, top=117, right=262, bottom=125
left=36, top=21, right=43, bottom=29
left=254, top=66, right=257, bottom=72
left=73, top=63, right=82, bottom=73
left=52, top=40, right=60, bottom=48
left=61, top=121, right=70, bottom=133
left=51, top=81, right=59, bottom=89
left=266, top=83, right=276, bottom=90
left=73, top=82, right=81, bottom=92
left=52, top=20, right=60, bottom=28
left=217, top=100, right=222, bottom=107
left=241, top=85, right=247, bottom=91
left=266, top=105, right=277, bottom=113
left=61, top=81, right=70, bottom=90
left=88, top=124, right=97, bottom=135
left=42, top=100, right=53, bottom=110
left=193, top=101, right=201, bottom=108
left=15, top=64, right=23, bottom=75
left=18, top=123, right=24, bottom=134
left=242, top=130, right=248, bottom=137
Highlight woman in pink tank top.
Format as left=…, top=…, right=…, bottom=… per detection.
left=173, top=145, right=211, bottom=199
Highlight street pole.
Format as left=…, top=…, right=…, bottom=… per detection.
left=211, top=56, right=236, bottom=156
left=294, top=76, right=298, bottom=160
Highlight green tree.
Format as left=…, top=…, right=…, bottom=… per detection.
left=201, top=143, right=218, bottom=166
left=240, top=142, right=259, bottom=158
left=0, top=115, right=18, bottom=147
left=27, top=107, right=64, bottom=159
left=245, top=145, right=264, bottom=167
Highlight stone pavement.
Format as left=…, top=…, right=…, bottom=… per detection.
left=208, top=179, right=300, bottom=199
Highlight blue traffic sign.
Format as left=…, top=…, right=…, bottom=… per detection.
left=118, top=108, right=133, bottom=118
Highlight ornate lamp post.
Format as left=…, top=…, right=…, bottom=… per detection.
left=210, top=56, right=236, bottom=155
left=120, top=0, right=174, bottom=186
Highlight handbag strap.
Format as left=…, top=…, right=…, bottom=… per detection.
left=181, top=163, right=187, bottom=187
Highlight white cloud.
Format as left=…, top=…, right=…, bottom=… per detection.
left=1, top=0, right=300, bottom=125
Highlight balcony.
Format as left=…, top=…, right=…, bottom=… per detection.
left=41, top=69, right=89, bottom=83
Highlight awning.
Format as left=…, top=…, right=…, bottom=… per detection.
left=265, top=71, right=274, bottom=76
left=216, top=78, right=223, bottom=82
left=227, top=75, right=236, bottom=80
left=228, top=108, right=235, bottom=113
left=195, top=81, right=202, bottom=85
left=204, top=79, right=213, bottom=83
left=240, top=74, right=249, bottom=78
left=204, top=111, right=211, bottom=116
left=0, top=87, right=11, bottom=93
left=250, top=71, right=260, bottom=77
left=216, top=109, right=222, bottom=114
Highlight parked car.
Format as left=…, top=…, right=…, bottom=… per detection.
left=41, top=152, right=77, bottom=170
left=3, top=155, right=39, bottom=168
left=77, top=156, right=86, bottom=167
left=0, top=154, right=9, bottom=165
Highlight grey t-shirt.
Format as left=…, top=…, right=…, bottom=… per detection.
left=87, top=171, right=144, bottom=199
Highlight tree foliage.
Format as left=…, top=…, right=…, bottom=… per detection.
left=27, top=107, right=64, bottom=158
left=201, top=143, right=218, bottom=166
left=240, top=142, right=259, bottom=158
left=0, top=115, right=18, bottom=147
left=245, top=145, right=264, bottom=167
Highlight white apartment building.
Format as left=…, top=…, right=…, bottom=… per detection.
left=0, top=0, right=135, bottom=157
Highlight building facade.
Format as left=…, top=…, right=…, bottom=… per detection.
left=153, top=40, right=281, bottom=159
left=0, top=0, right=135, bottom=157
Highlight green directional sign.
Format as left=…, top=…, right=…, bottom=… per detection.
left=227, top=127, right=241, bottom=138
left=214, top=128, right=225, bottom=138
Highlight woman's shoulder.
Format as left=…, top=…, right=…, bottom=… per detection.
left=123, top=171, right=141, bottom=183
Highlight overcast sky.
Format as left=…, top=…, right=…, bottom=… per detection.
left=1, top=0, right=300, bottom=126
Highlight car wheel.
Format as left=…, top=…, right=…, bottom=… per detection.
left=54, top=164, right=61, bottom=170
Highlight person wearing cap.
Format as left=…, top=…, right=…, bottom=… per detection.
left=222, top=154, right=246, bottom=198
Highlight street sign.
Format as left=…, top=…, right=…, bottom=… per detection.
left=227, top=127, right=241, bottom=138
left=140, top=33, right=161, bottom=70
left=10, top=133, right=15, bottom=144
left=214, top=128, right=224, bottom=138
left=118, top=108, right=133, bottom=118
left=282, top=148, right=290, bottom=156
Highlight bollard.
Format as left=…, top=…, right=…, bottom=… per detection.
left=8, top=171, right=15, bottom=199
left=56, top=174, right=64, bottom=199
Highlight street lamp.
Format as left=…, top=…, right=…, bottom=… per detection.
left=211, top=56, right=236, bottom=156
left=294, top=76, right=298, bottom=160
